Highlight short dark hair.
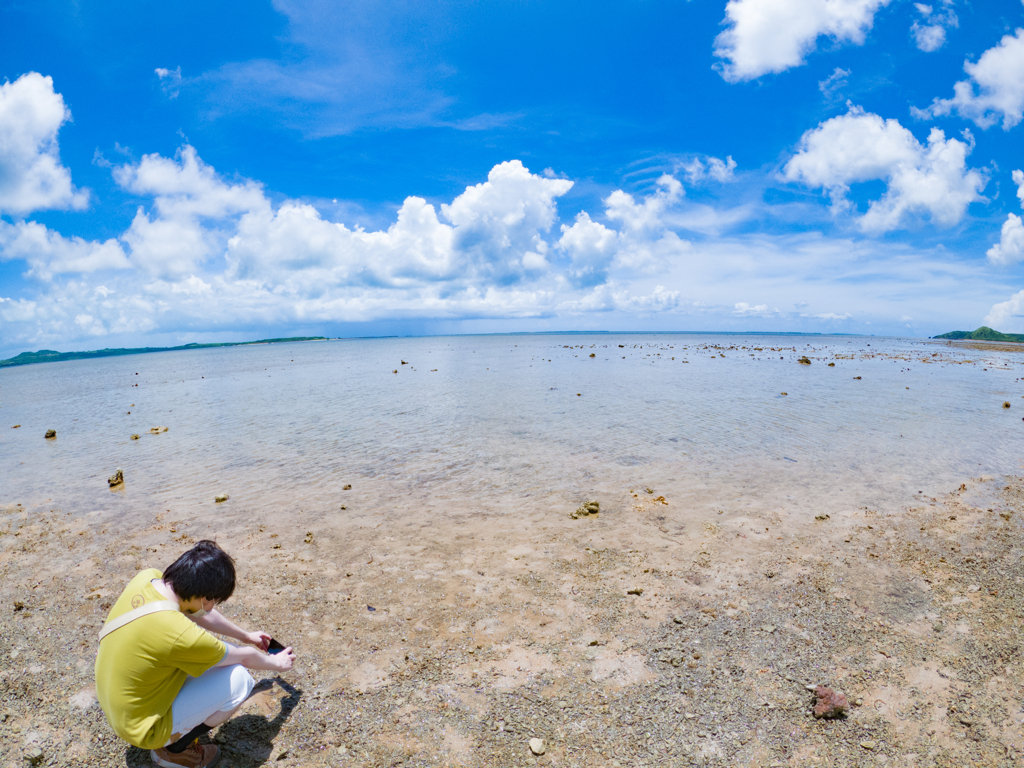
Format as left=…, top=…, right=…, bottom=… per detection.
left=163, top=540, right=236, bottom=603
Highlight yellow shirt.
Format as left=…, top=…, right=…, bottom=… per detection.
left=95, top=568, right=226, bottom=749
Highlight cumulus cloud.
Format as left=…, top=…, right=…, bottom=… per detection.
left=915, top=29, right=1024, bottom=129
left=783, top=105, right=986, bottom=232
left=441, top=161, right=573, bottom=284
left=558, top=175, right=691, bottom=282
left=984, top=289, right=1024, bottom=333
left=0, top=220, right=129, bottom=279
left=714, top=0, right=889, bottom=82
left=0, top=144, right=708, bottom=346
left=986, top=215, right=1024, bottom=265
left=910, top=2, right=958, bottom=52
left=986, top=170, right=1024, bottom=265
left=0, top=72, right=88, bottom=216
left=114, top=145, right=267, bottom=278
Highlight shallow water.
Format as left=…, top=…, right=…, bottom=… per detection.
left=2, top=333, right=1022, bottom=525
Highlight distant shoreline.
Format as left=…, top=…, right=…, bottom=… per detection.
left=0, top=329, right=883, bottom=370
left=0, top=337, right=329, bottom=369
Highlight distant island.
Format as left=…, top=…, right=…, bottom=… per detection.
left=932, top=326, right=1024, bottom=343
left=0, top=337, right=329, bottom=368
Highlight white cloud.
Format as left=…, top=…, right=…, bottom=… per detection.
left=916, top=28, right=1024, bottom=129
left=910, top=2, right=957, bottom=53
left=155, top=66, right=182, bottom=99
left=783, top=105, right=986, bottom=232
left=819, top=67, right=851, bottom=98
left=984, top=289, right=1024, bottom=332
left=559, top=175, right=691, bottom=278
left=679, top=155, right=737, bottom=184
left=0, top=220, right=129, bottom=279
left=441, top=160, right=573, bottom=283
left=556, top=212, right=619, bottom=287
left=714, top=0, right=889, bottom=82
left=986, top=170, right=1024, bottom=264
left=114, top=145, right=268, bottom=278
left=737, top=299, right=770, bottom=313
left=986, top=214, right=1024, bottom=265
left=0, top=72, right=88, bottom=216
left=0, top=142, right=1002, bottom=348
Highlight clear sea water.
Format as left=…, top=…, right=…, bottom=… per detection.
left=2, top=334, right=1022, bottom=525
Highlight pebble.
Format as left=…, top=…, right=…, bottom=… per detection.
left=24, top=746, right=44, bottom=766
left=529, top=737, right=546, bottom=755
left=860, top=740, right=877, bottom=750
left=130, top=433, right=140, bottom=440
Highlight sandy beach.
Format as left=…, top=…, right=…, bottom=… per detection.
left=2, top=465, right=1022, bottom=767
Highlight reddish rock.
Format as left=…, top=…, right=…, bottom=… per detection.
left=813, top=686, right=849, bottom=719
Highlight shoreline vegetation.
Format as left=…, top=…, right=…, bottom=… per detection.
left=0, top=337, right=329, bottom=369
left=933, top=326, right=1024, bottom=343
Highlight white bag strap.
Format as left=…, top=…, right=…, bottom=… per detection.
left=98, top=600, right=179, bottom=641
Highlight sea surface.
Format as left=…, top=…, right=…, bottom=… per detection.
left=2, top=333, right=1023, bottom=526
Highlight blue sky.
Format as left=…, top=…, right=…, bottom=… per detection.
left=2, top=0, right=1024, bottom=354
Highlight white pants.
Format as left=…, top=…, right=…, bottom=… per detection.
left=166, top=653, right=255, bottom=745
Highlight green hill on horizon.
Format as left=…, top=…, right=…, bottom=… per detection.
left=933, top=326, right=1024, bottom=343
left=0, top=337, right=329, bottom=368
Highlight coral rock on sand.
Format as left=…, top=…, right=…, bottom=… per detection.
left=570, top=500, right=599, bottom=519
left=529, top=738, right=546, bottom=755
left=44, top=429, right=56, bottom=439
left=812, top=686, right=849, bottom=719
left=108, top=469, right=124, bottom=487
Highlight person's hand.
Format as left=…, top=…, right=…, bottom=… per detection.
left=246, top=631, right=271, bottom=651
left=271, top=647, right=295, bottom=672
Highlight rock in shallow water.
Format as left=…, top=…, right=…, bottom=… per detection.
left=108, top=469, right=124, bottom=487
left=44, top=429, right=55, bottom=439
left=812, top=685, right=849, bottom=719
left=570, top=500, right=599, bottom=519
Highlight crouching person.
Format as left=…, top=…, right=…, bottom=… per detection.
left=95, top=540, right=295, bottom=768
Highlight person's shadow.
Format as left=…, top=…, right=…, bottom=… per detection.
left=125, top=677, right=302, bottom=767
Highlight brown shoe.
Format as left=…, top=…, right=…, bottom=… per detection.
left=151, top=740, right=220, bottom=768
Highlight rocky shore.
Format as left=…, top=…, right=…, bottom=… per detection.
left=2, top=474, right=1022, bottom=767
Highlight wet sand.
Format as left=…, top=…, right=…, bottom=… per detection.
left=2, top=470, right=1022, bottom=767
